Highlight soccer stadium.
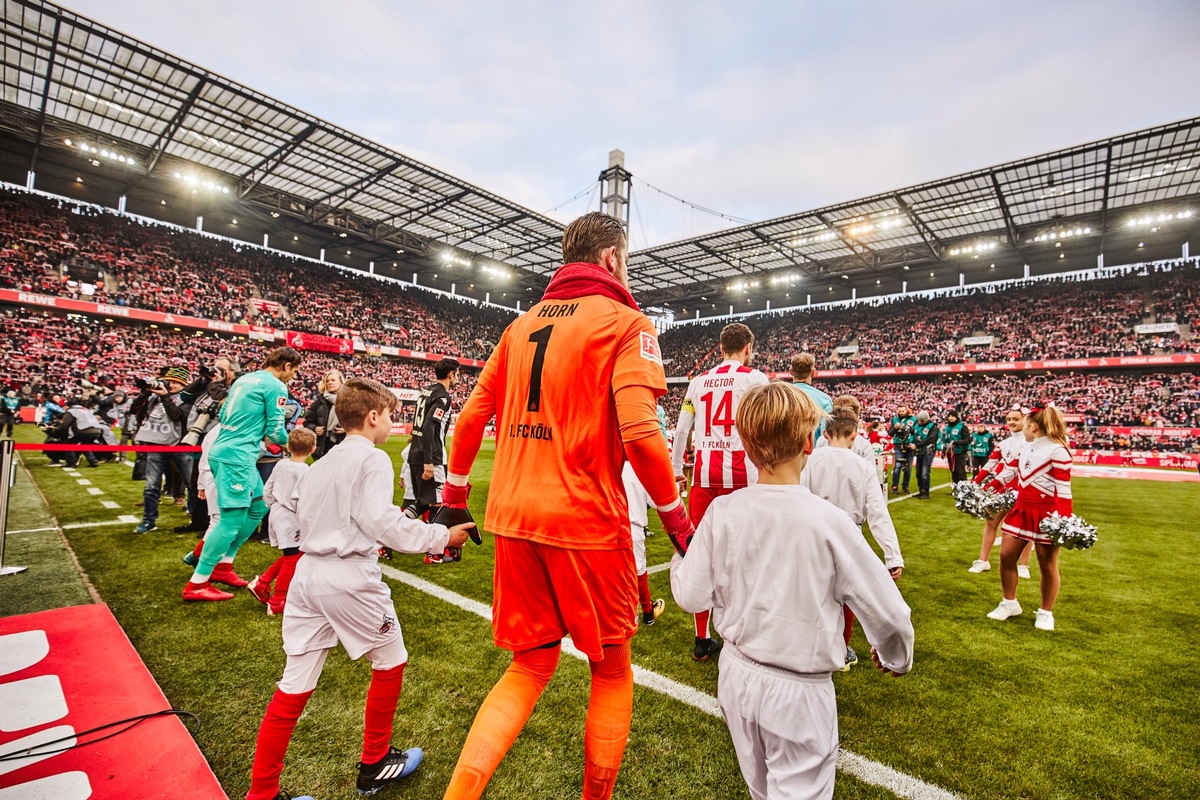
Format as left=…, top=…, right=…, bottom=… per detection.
left=1, top=2, right=1198, bottom=799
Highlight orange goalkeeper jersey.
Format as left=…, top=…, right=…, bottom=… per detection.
left=464, top=294, right=667, bottom=550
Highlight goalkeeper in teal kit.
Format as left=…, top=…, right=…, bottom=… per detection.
left=183, top=347, right=303, bottom=602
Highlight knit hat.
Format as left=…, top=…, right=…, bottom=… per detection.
left=163, top=367, right=191, bottom=386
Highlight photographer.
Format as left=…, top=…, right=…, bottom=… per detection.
left=888, top=404, right=917, bottom=494
left=940, top=409, right=971, bottom=483
left=911, top=410, right=940, bottom=499
left=43, top=396, right=105, bottom=468
left=175, top=357, right=239, bottom=533
left=132, top=367, right=194, bottom=534
left=305, top=369, right=345, bottom=459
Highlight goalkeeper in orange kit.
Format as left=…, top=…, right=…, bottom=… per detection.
left=437, top=212, right=694, bottom=799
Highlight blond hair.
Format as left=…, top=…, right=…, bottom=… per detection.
left=561, top=212, right=627, bottom=265
left=736, top=382, right=826, bottom=470
left=336, top=378, right=398, bottom=431
left=832, top=393, right=861, bottom=417
left=826, top=406, right=860, bottom=440
left=1028, top=406, right=1069, bottom=446
left=287, top=427, right=317, bottom=456
left=318, top=369, right=345, bottom=394
left=789, top=352, right=816, bottom=382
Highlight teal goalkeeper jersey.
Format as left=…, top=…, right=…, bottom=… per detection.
left=209, top=370, right=289, bottom=463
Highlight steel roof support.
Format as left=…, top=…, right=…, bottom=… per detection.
left=990, top=172, right=1027, bottom=262
left=893, top=195, right=944, bottom=261
left=27, top=14, right=61, bottom=174
left=238, top=124, right=316, bottom=199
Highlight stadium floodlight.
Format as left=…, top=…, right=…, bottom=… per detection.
left=173, top=172, right=230, bottom=194
left=947, top=241, right=999, bottom=256
left=1125, top=209, right=1192, bottom=228
left=1031, top=226, right=1092, bottom=243
left=65, top=139, right=137, bottom=168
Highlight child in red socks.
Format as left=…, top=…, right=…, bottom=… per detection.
left=623, top=462, right=666, bottom=625
left=245, top=378, right=473, bottom=800
left=249, top=427, right=316, bottom=615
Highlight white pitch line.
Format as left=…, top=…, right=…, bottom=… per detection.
left=5, top=526, right=59, bottom=535
left=85, top=487, right=104, bottom=496
left=76, top=478, right=92, bottom=486
left=100, top=500, right=120, bottom=509
left=59, top=518, right=139, bottom=530
left=381, top=565, right=961, bottom=800
left=642, top=482, right=954, bottom=576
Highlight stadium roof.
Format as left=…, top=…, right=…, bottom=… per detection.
left=1, top=0, right=1197, bottom=312
left=0, top=0, right=565, bottom=289
left=630, top=117, right=1200, bottom=307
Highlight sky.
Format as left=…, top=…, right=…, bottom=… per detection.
left=67, top=0, right=1200, bottom=250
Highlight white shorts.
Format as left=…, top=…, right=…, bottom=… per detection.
left=718, top=645, right=838, bottom=800
left=282, top=555, right=406, bottom=663
left=632, top=524, right=647, bottom=574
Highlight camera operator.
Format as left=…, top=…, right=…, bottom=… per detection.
left=911, top=410, right=940, bottom=499
left=940, top=409, right=971, bottom=484
left=43, top=395, right=105, bottom=468
left=132, top=367, right=194, bottom=534
left=888, top=404, right=917, bottom=494
left=1, top=390, right=18, bottom=438
left=175, top=357, right=239, bottom=533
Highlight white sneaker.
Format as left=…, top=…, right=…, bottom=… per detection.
left=986, top=599, right=1022, bottom=621
left=1017, top=565, right=1031, bottom=579
left=968, top=560, right=991, bottom=573
left=1035, top=609, right=1055, bottom=631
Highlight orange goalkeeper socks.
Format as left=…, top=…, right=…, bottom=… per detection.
left=583, top=640, right=633, bottom=800
left=443, top=643, right=561, bottom=800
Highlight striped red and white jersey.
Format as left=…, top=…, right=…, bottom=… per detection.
left=672, top=360, right=769, bottom=489
left=974, top=432, right=1025, bottom=487
left=990, top=436, right=1073, bottom=515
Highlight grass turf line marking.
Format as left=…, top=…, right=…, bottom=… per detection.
left=85, top=487, right=104, bottom=496
left=5, top=526, right=59, bottom=535
left=101, top=500, right=119, bottom=509
left=641, top=482, right=954, bottom=575
left=381, top=564, right=961, bottom=800
left=76, top=478, right=92, bottom=485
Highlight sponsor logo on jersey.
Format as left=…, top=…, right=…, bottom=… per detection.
left=231, top=483, right=245, bottom=492
left=639, top=331, right=663, bottom=364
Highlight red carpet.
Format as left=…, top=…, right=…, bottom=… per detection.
left=0, top=605, right=224, bottom=799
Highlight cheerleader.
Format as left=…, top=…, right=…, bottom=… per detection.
left=968, top=408, right=1032, bottom=576
left=984, top=405, right=1073, bottom=631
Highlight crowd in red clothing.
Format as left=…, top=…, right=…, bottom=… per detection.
left=0, top=187, right=514, bottom=357
left=660, top=260, right=1200, bottom=376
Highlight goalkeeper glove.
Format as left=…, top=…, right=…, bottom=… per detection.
left=432, top=482, right=482, bottom=545
left=658, top=501, right=695, bottom=556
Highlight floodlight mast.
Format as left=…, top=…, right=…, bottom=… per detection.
left=599, top=149, right=632, bottom=229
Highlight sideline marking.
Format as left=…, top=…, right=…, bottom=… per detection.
left=85, top=487, right=104, bottom=496
left=101, top=500, right=120, bottom=509
left=76, top=478, right=92, bottom=486
left=6, top=526, right=58, bottom=535
left=381, top=565, right=961, bottom=800
left=644, top=483, right=953, bottom=575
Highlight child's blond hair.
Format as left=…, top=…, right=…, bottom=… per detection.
left=336, top=378, right=399, bottom=430
left=736, top=382, right=826, bottom=470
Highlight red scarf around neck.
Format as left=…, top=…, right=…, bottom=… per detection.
left=540, top=262, right=640, bottom=311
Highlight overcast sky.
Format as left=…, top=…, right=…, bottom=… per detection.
left=68, top=0, right=1200, bottom=249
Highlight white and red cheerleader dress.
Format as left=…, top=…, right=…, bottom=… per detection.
left=988, top=436, right=1073, bottom=543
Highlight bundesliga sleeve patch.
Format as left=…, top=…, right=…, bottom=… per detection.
left=639, top=331, right=663, bottom=364
left=433, top=408, right=445, bottom=420
left=276, top=396, right=288, bottom=407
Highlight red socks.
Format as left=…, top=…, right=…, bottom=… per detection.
left=246, top=688, right=313, bottom=800
left=636, top=572, right=653, bottom=614
left=361, top=663, right=406, bottom=765
left=583, top=641, right=634, bottom=800
left=444, top=644, right=561, bottom=800
left=694, top=609, right=711, bottom=638
left=843, top=605, right=856, bottom=646
left=268, top=553, right=302, bottom=616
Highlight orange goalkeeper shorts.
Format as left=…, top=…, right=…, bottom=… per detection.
left=492, top=534, right=637, bottom=660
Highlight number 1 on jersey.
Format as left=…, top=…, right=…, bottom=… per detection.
left=527, top=325, right=553, bottom=412
left=700, top=390, right=734, bottom=437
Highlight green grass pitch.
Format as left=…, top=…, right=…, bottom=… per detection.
left=3, top=423, right=1199, bottom=799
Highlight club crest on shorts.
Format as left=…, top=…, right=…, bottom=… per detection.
left=379, top=614, right=396, bottom=635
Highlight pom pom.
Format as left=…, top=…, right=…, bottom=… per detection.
left=953, top=482, right=1016, bottom=521
left=1040, top=512, right=1098, bottom=550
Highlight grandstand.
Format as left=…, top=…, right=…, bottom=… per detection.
left=3, top=4, right=1200, bottom=800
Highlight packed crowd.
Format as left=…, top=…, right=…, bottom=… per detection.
left=0, top=187, right=515, bottom=356
left=659, top=369, right=1200, bottom=453
left=660, top=260, right=1200, bottom=375
left=0, top=309, right=478, bottom=416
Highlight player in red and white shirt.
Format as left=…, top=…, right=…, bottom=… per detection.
left=672, top=322, right=768, bottom=661
left=969, top=407, right=1033, bottom=576
left=984, top=404, right=1074, bottom=631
